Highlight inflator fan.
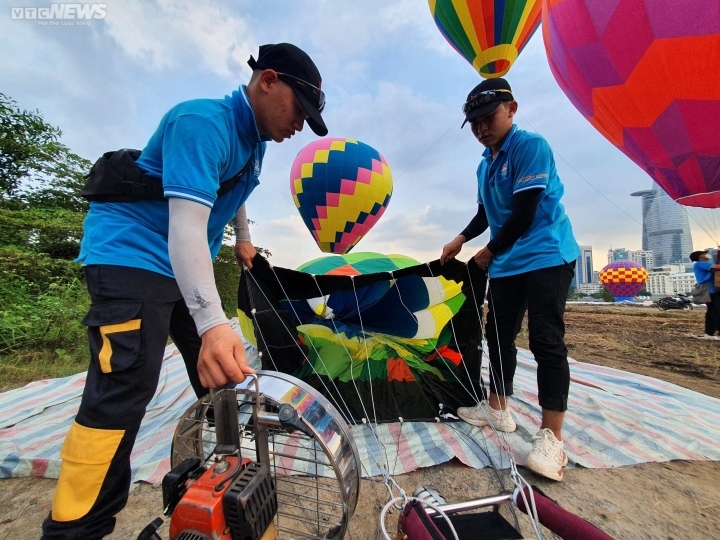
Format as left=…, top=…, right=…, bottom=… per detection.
left=139, top=370, right=361, bottom=540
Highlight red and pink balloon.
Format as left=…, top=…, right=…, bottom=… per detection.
left=542, top=0, right=720, bottom=208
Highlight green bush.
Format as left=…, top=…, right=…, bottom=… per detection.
left=0, top=250, right=87, bottom=354
left=214, top=244, right=242, bottom=316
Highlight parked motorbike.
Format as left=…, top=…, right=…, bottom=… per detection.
left=657, top=293, right=693, bottom=310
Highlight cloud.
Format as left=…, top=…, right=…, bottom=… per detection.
left=103, top=0, right=255, bottom=80
left=5, top=0, right=711, bottom=272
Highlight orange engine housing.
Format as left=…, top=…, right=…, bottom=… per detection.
left=169, top=456, right=250, bottom=540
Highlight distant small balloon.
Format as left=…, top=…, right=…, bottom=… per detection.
left=290, top=138, right=393, bottom=255
left=599, top=261, right=648, bottom=302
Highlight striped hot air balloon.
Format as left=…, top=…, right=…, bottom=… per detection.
left=428, top=0, right=542, bottom=78
left=290, top=138, right=393, bottom=255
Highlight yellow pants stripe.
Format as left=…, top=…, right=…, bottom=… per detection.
left=52, top=422, right=125, bottom=522
left=98, top=319, right=141, bottom=373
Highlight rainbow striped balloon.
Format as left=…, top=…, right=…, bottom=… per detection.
left=428, top=0, right=542, bottom=78
left=290, top=138, right=393, bottom=255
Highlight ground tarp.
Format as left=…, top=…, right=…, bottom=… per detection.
left=2, top=319, right=719, bottom=484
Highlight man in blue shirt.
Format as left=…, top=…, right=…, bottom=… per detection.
left=440, top=78, right=580, bottom=482
left=690, top=250, right=720, bottom=339
left=42, top=43, right=328, bottom=539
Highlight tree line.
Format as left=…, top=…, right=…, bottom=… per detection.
left=0, top=94, right=246, bottom=388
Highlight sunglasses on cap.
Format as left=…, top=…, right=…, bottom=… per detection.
left=462, top=89, right=513, bottom=115
left=276, top=72, right=326, bottom=112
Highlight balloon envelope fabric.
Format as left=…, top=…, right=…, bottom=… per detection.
left=290, top=138, right=393, bottom=254
left=542, top=0, right=720, bottom=208
left=428, top=0, right=542, bottom=78
left=237, top=253, right=487, bottom=422
left=599, top=260, right=648, bottom=301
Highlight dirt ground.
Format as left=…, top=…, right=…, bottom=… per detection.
left=1, top=304, right=719, bottom=539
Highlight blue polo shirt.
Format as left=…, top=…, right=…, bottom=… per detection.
left=477, top=125, right=580, bottom=277
left=77, top=85, right=268, bottom=278
left=693, top=261, right=716, bottom=293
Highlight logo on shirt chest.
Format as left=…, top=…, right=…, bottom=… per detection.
left=490, top=160, right=509, bottom=184
left=499, top=161, right=508, bottom=177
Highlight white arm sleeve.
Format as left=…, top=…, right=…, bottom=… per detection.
left=168, top=198, right=228, bottom=335
left=232, top=204, right=252, bottom=243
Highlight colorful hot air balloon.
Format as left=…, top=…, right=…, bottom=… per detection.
left=542, top=0, right=720, bottom=208
left=599, top=261, right=648, bottom=302
left=238, top=252, right=487, bottom=421
left=290, top=138, right=393, bottom=254
left=428, top=0, right=542, bottom=78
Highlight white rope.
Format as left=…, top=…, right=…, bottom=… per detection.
left=379, top=496, right=460, bottom=540
left=243, top=260, right=544, bottom=538
left=243, top=266, right=396, bottom=485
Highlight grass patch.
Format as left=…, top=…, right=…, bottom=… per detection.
left=0, top=349, right=88, bottom=392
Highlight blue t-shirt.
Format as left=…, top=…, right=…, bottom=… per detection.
left=476, top=125, right=580, bottom=277
left=77, top=86, right=268, bottom=278
left=693, top=261, right=716, bottom=293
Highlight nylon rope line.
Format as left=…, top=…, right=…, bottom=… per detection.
left=255, top=266, right=398, bottom=483
left=304, top=273, right=415, bottom=498
left=483, top=276, right=543, bottom=538
left=381, top=265, right=484, bottom=479
left=423, top=261, right=486, bottom=405
left=421, top=263, right=541, bottom=537
left=341, top=274, right=382, bottom=427
left=381, top=269, right=448, bottom=423
left=302, top=272, right=383, bottom=426
left=241, top=268, right=358, bottom=430
left=516, top=109, right=641, bottom=227
left=243, top=268, right=392, bottom=483
left=388, top=265, right=484, bottom=422
left=443, top=421, right=525, bottom=535
left=247, top=264, right=444, bottom=503
left=351, top=268, right=447, bottom=477
left=484, top=277, right=511, bottom=421
left=308, top=272, right=408, bottom=483
left=245, top=267, right=356, bottom=427
left=421, top=261, right=526, bottom=494
left=243, top=261, right=541, bottom=536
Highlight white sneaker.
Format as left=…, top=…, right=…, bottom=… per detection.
left=702, top=334, right=719, bottom=340
left=525, top=428, right=568, bottom=481
left=456, top=400, right=517, bottom=432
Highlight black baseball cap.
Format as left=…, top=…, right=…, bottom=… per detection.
left=690, top=250, right=709, bottom=262
left=248, top=43, right=327, bottom=136
left=461, top=77, right=515, bottom=128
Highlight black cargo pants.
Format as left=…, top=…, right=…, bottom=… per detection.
left=485, top=262, right=575, bottom=412
left=41, top=265, right=207, bottom=539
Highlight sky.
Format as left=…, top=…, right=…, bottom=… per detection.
left=2, top=0, right=717, bottom=271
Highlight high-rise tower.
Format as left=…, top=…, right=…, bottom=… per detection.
left=573, top=245, right=594, bottom=289
left=631, top=183, right=693, bottom=266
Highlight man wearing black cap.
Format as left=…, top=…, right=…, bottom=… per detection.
left=689, top=250, right=720, bottom=339
left=42, top=43, right=327, bottom=539
left=440, top=77, right=580, bottom=481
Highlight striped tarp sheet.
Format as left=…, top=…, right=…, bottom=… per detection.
left=2, top=321, right=719, bottom=485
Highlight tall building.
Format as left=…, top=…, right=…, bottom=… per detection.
left=631, top=182, right=693, bottom=266
left=629, top=249, right=654, bottom=269
left=607, top=248, right=629, bottom=264
left=573, top=245, right=594, bottom=289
